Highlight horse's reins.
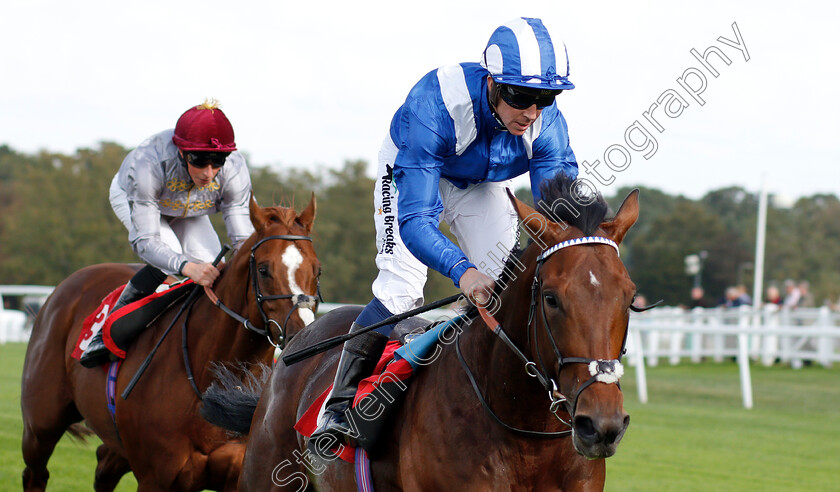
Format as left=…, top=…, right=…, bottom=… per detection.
left=122, top=246, right=229, bottom=400
left=180, top=235, right=319, bottom=399
left=456, top=307, right=571, bottom=438
left=457, top=236, right=630, bottom=438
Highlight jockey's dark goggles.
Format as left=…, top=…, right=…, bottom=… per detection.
left=498, top=84, right=562, bottom=110
left=186, top=152, right=229, bottom=169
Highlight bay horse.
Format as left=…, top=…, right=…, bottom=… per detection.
left=205, top=178, right=639, bottom=491
left=21, top=195, right=320, bottom=492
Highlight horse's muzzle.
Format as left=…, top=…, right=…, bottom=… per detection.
left=571, top=410, right=630, bottom=459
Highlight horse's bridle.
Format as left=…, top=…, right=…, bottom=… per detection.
left=248, top=234, right=321, bottom=348
left=213, top=234, right=321, bottom=350
left=457, top=236, right=628, bottom=438
left=527, top=236, right=627, bottom=419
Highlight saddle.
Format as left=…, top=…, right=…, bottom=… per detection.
left=389, top=315, right=435, bottom=344
left=295, top=315, right=462, bottom=461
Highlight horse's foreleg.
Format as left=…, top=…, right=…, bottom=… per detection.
left=207, top=442, right=247, bottom=492
left=94, top=444, right=131, bottom=492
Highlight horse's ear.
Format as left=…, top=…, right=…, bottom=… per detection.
left=297, top=192, right=317, bottom=232
left=506, top=189, right=564, bottom=248
left=249, top=193, right=267, bottom=232
left=601, top=189, right=639, bottom=244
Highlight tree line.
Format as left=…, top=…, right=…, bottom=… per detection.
left=1, top=142, right=838, bottom=308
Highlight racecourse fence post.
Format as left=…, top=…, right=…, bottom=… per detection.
left=714, top=308, right=727, bottom=363
left=690, top=307, right=704, bottom=363
left=817, top=306, right=832, bottom=368
left=627, top=314, right=650, bottom=404
left=736, top=305, right=753, bottom=409
left=761, top=304, right=780, bottom=367
left=645, top=312, right=662, bottom=367
left=780, top=307, right=793, bottom=365
left=632, top=326, right=649, bottom=404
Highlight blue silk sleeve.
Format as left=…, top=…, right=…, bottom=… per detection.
left=393, top=99, right=475, bottom=287
left=529, top=110, right=579, bottom=203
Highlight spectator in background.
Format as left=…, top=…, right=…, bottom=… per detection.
left=688, top=286, right=709, bottom=309
left=722, top=286, right=751, bottom=308
left=722, top=286, right=740, bottom=308
left=735, top=284, right=752, bottom=306
left=783, top=279, right=801, bottom=308
left=765, top=284, right=783, bottom=306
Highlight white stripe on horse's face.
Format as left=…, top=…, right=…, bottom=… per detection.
left=282, top=245, right=315, bottom=325
left=589, top=270, right=601, bottom=287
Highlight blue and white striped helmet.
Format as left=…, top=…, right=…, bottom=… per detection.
left=480, top=17, right=574, bottom=90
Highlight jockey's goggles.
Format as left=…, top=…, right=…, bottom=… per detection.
left=185, top=151, right=230, bottom=169
left=498, top=84, right=562, bottom=110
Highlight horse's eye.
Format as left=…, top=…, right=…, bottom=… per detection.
left=543, top=292, right=559, bottom=308
left=258, top=264, right=270, bottom=277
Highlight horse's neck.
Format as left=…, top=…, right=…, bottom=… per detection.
left=214, top=251, right=257, bottom=324
left=192, top=252, right=272, bottom=367
left=450, top=248, right=559, bottom=427
left=453, top=315, right=556, bottom=427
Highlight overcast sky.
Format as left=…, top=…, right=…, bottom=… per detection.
left=2, top=0, right=837, bottom=201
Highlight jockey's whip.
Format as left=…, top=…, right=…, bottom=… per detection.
left=282, top=293, right=464, bottom=366
left=121, top=245, right=230, bottom=400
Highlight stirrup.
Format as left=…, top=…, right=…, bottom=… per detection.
left=79, top=332, right=115, bottom=368
left=309, top=410, right=352, bottom=457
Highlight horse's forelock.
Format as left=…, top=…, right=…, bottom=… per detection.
left=262, top=207, right=296, bottom=227
left=537, top=173, right=609, bottom=236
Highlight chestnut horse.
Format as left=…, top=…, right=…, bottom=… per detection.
left=21, top=196, right=320, bottom=491
left=204, top=177, right=640, bottom=491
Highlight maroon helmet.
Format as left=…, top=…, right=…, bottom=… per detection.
left=172, top=99, right=237, bottom=152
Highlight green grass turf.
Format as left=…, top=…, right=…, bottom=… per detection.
left=2, top=342, right=839, bottom=490
left=2, top=342, right=137, bottom=490
left=606, top=361, right=840, bottom=491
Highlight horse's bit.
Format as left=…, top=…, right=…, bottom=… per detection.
left=457, top=236, right=628, bottom=438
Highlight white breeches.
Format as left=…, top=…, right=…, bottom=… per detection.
left=371, top=137, right=519, bottom=315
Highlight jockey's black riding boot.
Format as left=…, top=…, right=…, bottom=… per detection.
left=308, top=323, right=388, bottom=457
left=79, top=281, right=145, bottom=368
left=80, top=266, right=166, bottom=368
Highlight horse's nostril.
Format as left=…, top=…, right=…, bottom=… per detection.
left=574, top=413, right=630, bottom=446
left=573, top=415, right=598, bottom=441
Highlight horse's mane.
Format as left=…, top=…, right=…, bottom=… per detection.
left=537, top=173, right=609, bottom=236
left=462, top=173, right=610, bottom=318
left=492, top=173, right=609, bottom=293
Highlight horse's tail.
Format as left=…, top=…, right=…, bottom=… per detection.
left=66, top=423, right=95, bottom=443
left=200, top=362, right=270, bottom=436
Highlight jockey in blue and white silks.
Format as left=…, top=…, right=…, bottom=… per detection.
left=309, top=17, right=581, bottom=456
left=380, top=62, right=577, bottom=296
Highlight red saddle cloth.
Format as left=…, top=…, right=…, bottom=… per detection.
left=72, top=281, right=194, bottom=361
left=294, top=340, right=415, bottom=463
left=72, top=286, right=125, bottom=361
